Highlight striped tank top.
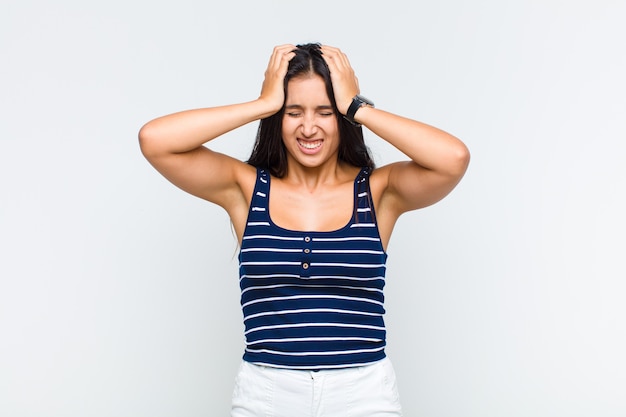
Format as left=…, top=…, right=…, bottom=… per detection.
left=238, top=167, right=388, bottom=369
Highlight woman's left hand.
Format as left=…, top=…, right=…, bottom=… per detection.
left=321, top=45, right=360, bottom=115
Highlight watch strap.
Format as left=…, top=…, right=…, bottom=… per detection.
left=344, top=95, right=374, bottom=126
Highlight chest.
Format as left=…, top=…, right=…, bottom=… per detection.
left=268, top=180, right=355, bottom=232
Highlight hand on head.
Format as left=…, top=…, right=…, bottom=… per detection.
left=258, top=44, right=296, bottom=113
left=320, top=45, right=360, bottom=116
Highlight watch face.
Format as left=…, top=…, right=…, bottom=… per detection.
left=356, top=95, right=374, bottom=106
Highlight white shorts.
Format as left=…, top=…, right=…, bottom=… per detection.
left=231, top=357, right=403, bottom=416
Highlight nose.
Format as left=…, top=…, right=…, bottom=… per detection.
left=301, top=113, right=318, bottom=137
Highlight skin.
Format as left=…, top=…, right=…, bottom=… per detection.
left=138, top=44, right=470, bottom=251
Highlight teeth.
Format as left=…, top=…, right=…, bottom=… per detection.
left=298, top=139, right=322, bottom=149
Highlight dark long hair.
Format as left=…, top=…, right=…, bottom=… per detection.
left=247, top=43, right=375, bottom=177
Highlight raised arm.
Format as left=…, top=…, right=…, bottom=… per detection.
left=138, top=45, right=297, bottom=210
left=321, top=45, right=470, bottom=218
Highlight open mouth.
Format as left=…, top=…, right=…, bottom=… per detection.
left=297, top=139, right=323, bottom=151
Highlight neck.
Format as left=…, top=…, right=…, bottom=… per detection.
left=283, top=160, right=355, bottom=192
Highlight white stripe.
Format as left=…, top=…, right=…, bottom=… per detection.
left=246, top=336, right=382, bottom=345
left=240, top=274, right=385, bottom=283
left=240, top=274, right=301, bottom=280
left=357, top=207, right=371, bottom=212
left=312, top=249, right=384, bottom=255
left=311, top=262, right=386, bottom=269
left=243, top=308, right=383, bottom=321
left=240, top=261, right=301, bottom=267
left=245, top=346, right=385, bottom=356
left=242, top=294, right=384, bottom=309
left=306, top=275, right=385, bottom=282
left=349, top=223, right=376, bottom=228
left=246, top=222, right=270, bottom=227
left=241, top=283, right=383, bottom=295
left=358, top=192, right=368, bottom=197
left=256, top=192, right=266, bottom=197
left=251, top=207, right=266, bottom=211
left=312, top=237, right=380, bottom=242
left=245, top=322, right=386, bottom=335
left=243, top=235, right=303, bottom=241
left=240, top=248, right=302, bottom=253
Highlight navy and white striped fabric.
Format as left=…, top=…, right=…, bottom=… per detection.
left=238, top=167, right=388, bottom=369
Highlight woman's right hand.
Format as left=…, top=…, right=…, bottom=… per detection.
left=258, top=44, right=296, bottom=113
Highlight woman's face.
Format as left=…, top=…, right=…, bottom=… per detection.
left=281, top=75, right=340, bottom=170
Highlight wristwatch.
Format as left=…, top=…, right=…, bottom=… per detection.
left=344, top=94, right=374, bottom=126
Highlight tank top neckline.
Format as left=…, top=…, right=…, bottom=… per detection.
left=260, top=167, right=368, bottom=236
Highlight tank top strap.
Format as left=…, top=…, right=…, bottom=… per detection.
left=247, top=168, right=271, bottom=225
left=353, top=167, right=377, bottom=225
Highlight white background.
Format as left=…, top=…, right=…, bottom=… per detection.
left=1, top=1, right=625, bottom=416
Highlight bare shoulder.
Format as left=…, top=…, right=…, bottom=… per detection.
left=369, top=161, right=440, bottom=249
left=232, top=160, right=258, bottom=205
left=218, top=156, right=257, bottom=213
left=368, top=163, right=394, bottom=207
left=371, top=158, right=467, bottom=218
left=207, top=157, right=257, bottom=242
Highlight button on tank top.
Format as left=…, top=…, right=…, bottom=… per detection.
left=238, top=167, right=388, bottom=369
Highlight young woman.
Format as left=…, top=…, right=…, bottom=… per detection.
left=139, top=43, right=469, bottom=416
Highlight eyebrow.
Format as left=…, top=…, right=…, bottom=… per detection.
left=284, top=104, right=334, bottom=110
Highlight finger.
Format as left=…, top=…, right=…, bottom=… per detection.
left=321, top=47, right=357, bottom=89
left=320, top=49, right=344, bottom=76
left=268, top=44, right=296, bottom=71
left=320, top=45, right=351, bottom=69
